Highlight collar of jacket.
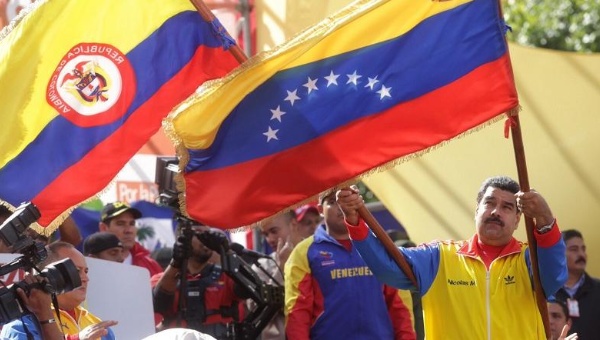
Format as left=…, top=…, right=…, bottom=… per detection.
left=456, top=234, right=522, bottom=259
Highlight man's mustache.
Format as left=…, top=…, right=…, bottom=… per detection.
left=485, top=216, right=504, bottom=227
left=575, top=257, right=586, bottom=265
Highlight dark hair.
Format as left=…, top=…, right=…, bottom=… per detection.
left=549, top=298, right=570, bottom=321
left=284, top=210, right=297, bottom=223
left=476, top=176, right=520, bottom=204
left=319, top=189, right=337, bottom=205
left=261, top=210, right=296, bottom=227
left=561, top=229, right=583, bottom=243
left=0, top=205, right=11, bottom=219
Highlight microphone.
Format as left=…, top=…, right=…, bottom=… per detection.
left=230, top=243, right=269, bottom=263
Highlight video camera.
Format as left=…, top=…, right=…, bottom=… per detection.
left=155, top=156, right=181, bottom=211
left=0, top=202, right=82, bottom=325
left=198, top=231, right=284, bottom=340
left=154, top=157, right=284, bottom=339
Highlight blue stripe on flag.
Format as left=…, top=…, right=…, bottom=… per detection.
left=186, top=0, right=505, bottom=171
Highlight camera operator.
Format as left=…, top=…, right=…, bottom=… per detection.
left=5, top=273, right=66, bottom=340
left=1, top=242, right=118, bottom=340
left=151, top=226, right=244, bottom=339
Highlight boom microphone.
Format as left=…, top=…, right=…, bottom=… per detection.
left=230, top=243, right=269, bottom=264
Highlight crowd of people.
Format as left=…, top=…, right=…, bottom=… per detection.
left=2, top=1, right=595, bottom=339
left=0, top=175, right=598, bottom=339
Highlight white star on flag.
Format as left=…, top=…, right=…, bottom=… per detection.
left=270, top=106, right=286, bottom=122
left=303, top=77, right=319, bottom=94
left=263, top=126, right=279, bottom=142
left=346, top=71, right=362, bottom=85
left=324, top=71, right=340, bottom=87
left=284, top=90, right=301, bottom=106
left=377, top=85, right=392, bottom=99
left=365, top=76, right=379, bottom=90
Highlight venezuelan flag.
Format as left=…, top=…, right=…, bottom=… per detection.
left=0, top=0, right=239, bottom=228
left=168, top=0, right=519, bottom=228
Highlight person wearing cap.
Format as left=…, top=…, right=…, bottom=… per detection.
left=83, top=232, right=125, bottom=263
left=294, top=204, right=321, bottom=235
left=285, top=189, right=416, bottom=339
left=99, top=201, right=162, bottom=276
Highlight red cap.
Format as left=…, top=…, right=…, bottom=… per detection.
left=295, top=204, right=319, bottom=222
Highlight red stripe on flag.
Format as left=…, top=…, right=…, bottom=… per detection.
left=184, top=55, right=517, bottom=228
left=33, top=46, right=239, bottom=226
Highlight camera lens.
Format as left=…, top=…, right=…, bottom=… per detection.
left=40, top=258, right=82, bottom=294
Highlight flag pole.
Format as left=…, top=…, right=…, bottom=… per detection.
left=189, top=0, right=248, bottom=63
left=358, top=206, right=418, bottom=288
left=509, top=112, right=550, bottom=338
left=495, top=0, right=549, bottom=333
left=188, top=0, right=420, bottom=289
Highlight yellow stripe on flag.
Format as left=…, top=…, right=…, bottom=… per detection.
left=0, top=0, right=195, bottom=167
left=169, top=0, right=472, bottom=150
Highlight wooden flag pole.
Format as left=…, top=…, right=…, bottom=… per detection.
left=509, top=113, right=550, bottom=338
left=189, top=0, right=248, bottom=63
left=358, top=206, right=419, bottom=288
left=189, top=0, right=419, bottom=289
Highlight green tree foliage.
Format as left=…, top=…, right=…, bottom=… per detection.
left=503, top=0, right=600, bottom=52
left=357, top=181, right=379, bottom=203
left=137, top=222, right=156, bottom=241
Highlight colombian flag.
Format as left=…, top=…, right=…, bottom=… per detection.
left=0, top=0, right=239, bottom=228
left=168, top=0, right=519, bottom=229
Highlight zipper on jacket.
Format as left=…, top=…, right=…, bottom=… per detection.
left=486, top=270, right=491, bottom=340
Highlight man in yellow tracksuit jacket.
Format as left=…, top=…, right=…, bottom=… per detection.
left=337, top=176, right=568, bottom=339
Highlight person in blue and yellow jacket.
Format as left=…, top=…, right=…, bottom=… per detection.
left=284, top=190, right=416, bottom=339
left=336, top=176, right=568, bottom=340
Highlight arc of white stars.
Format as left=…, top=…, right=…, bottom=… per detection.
left=377, top=85, right=392, bottom=99
left=284, top=90, right=301, bottom=106
left=303, top=77, right=319, bottom=94
left=263, top=126, right=279, bottom=142
left=365, top=76, right=380, bottom=90
left=324, top=71, right=340, bottom=87
left=270, top=106, right=286, bottom=122
left=346, top=70, right=362, bottom=85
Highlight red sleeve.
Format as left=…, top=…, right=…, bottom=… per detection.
left=383, top=285, right=416, bottom=340
left=149, top=272, right=163, bottom=288
left=146, top=258, right=164, bottom=276
left=132, top=255, right=163, bottom=277
left=345, top=219, right=370, bottom=241
left=534, top=219, right=561, bottom=248
left=224, top=275, right=246, bottom=320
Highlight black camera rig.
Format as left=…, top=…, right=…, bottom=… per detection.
left=0, top=202, right=82, bottom=325
left=155, top=157, right=284, bottom=339
left=219, top=244, right=284, bottom=340
left=155, top=156, right=181, bottom=212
